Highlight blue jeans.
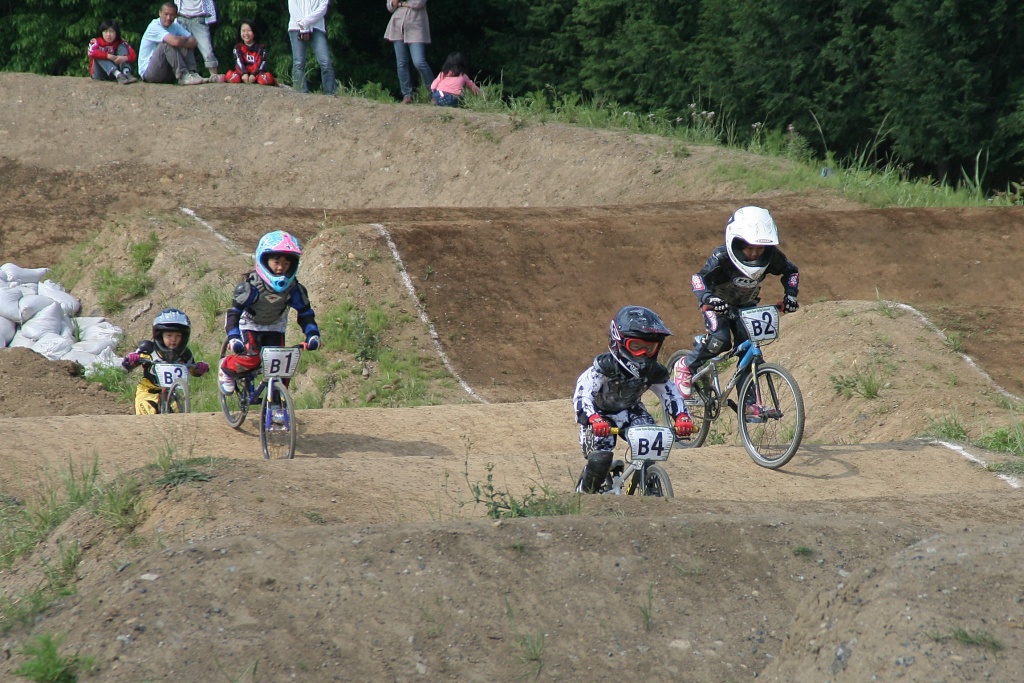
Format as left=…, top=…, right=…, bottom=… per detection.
left=431, top=90, right=460, bottom=107
left=393, top=41, right=433, bottom=98
left=289, top=30, right=336, bottom=95
left=176, top=16, right=219, bottom=71
left=91, top=43, right=131, bottom=80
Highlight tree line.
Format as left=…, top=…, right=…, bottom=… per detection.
left=3, top=0, right=1023, bottom=190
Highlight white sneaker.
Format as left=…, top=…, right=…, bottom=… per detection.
left=218, top=367, right=236, bottom=394
left=673, top=360, right=693, bottom=399
left=178, top=71, right=206, bottom=86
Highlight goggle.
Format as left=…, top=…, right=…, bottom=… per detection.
left=624, top=337, right=661, bottom=357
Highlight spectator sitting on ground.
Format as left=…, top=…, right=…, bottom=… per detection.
left=88, top=19, right=138, bottom=84
left=223, top=19, right=277, bottom=85
left=138, top=1, right=206, bottom=85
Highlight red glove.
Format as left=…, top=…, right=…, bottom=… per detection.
left=674, top=413, right=694, bottom=437
left=588, top=414, right=611, bottom=437
left=193, top=361, right=209, bottom=376
left=122, top=352, right=141, bottom=369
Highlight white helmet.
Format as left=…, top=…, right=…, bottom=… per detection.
left=724, top=206, right=779, bottom=279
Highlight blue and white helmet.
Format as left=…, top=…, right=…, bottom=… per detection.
left=255, top=230, right=302, bottom=293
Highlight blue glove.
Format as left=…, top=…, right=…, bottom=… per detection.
left=228, top=337, right=246, bottom=354
left=305, top=334, right=320, bottom=351
left=783, top=295, right=799, bottom=313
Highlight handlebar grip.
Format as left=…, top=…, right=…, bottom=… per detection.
left=609, top=427, right=620, bottom=436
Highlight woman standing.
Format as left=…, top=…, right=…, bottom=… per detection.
left=384, top=0, right=433, bottom=104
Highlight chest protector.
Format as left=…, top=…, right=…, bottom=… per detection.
left=591, top=353, right=670, bottom=414
left=235, top=272, right=293, bottom=325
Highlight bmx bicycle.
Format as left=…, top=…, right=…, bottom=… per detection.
left=664, top=303, right=804, bottom=469
left=140, top=360, right=191, bottom=414
left=218, top=344, right=303, bottom=460
left=576, top=424, right=676, bottom=497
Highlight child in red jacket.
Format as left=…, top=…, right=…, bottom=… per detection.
left=88, top=20, right=138, bottom=84
left=223, top=20, right=277, bottom=86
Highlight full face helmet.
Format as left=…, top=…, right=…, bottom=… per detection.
left=255, top=230, right=303, bottom=293
left=608, top=305, right=672, bottom=377
left=724, top=206, right=779, bottom=280
left=152, top=307, right=191, bottom=361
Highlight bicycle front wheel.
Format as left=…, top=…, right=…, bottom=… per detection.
left=261, top=380, right=297, bottom=460
left=737, top=362, right=804, bottom=469
left=162, top=379, right=190, bottom=414
left=218, top=339, right=248, bottom=428
left=664, top=350, right=712, bottom=449
left=626, top=463, right=673, bottom=497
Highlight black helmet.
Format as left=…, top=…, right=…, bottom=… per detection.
left=152, top=308, right=191, bottom=361
left=608, top=305, right=672, bottom=377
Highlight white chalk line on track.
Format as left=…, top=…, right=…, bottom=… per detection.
left=179, top=207, right=486, bottom=403
left=935, top=440, right=1022, bottom=489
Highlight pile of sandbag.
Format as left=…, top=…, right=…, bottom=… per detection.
left=0, top=263, right=123, bottom=372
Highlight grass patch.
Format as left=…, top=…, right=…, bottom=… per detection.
left=47, top=231, right=99, bottom=289
left=468, top=463, right=580, bottom=519
left=793, top=545, right=815, bottom=558
left=952, top=628, right=1003, bottom=652
left=976, top=422, right=1024, bottom=456
left=928, top=411, right=969, bottom=442
left=829, top=370, right=883, bottom=399
left=12, top=632, right=95, bottom=682
left=196, top=283, right=231, bottom=331
left=94, top=266, right=153, bottom=314
left=505, top=598, right=545, bottom=679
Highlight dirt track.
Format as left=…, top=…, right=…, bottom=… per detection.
left=1, top=72, right=1023, bottom=682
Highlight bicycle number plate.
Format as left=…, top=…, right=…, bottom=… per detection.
left=739, top=305, right=780, bottom=343
left=152, top=363, right=188, bottom=388
left=625, top=425, right=674, bottom=462
left=261, top=347, right=301, bottom=378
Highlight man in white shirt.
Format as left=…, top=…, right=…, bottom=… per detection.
left=139, top=2, right=205, bottom=85
left=175, top=0, right=220, bottom=78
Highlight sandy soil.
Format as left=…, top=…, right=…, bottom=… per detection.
left=0, top=72, right=1023, bottom=682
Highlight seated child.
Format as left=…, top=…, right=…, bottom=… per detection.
left=429, top=52, right=480, bottom=107
left=223, top=19, right=277, bottom=86
left=671, top=206, right=800, bottom=422
left=218, top=230, right=320, bottom=394
left=573, top=305, right=693, bottom=493
left=88, top=19, right=138, bottom=84
left=122, top=308, right=209, bottom=415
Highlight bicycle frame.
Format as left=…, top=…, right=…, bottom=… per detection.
left=689, top=338, right=763, bottom=417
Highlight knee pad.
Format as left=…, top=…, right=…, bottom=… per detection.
left=702, top=335, right=726, bottom=355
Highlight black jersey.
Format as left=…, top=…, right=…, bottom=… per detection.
left=573, top=352, right=686, bottom=424
left=690, top=245, right=799, bottom=308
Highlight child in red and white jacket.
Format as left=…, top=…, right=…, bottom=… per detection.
left=88, top=20, right=138, bottom=84
left=223, top=20, right=277, bottom=86
left=430, top=52, right=480, bottom=107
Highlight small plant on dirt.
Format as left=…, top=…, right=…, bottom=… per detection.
left=468, top=462, right=578, bottom=519
left=197, top=283, right=231, bottom=331
left=946, top=628, right=1004, bottom=652
left=874, top=289, right=899, bottom=319
left=13, top=632, right=95, bottom=683
left=94, top=266, right=154, bottom=314
left=505, top=598, right=545, bottom=678
left=42, top=538, right=82, bottom=588
left=151, top=432, right=215, bottom=487
left=673, top=561, right=705, bottom=577
left=639, top=584, right=655, bottom=630
left=945, top=330, right=966, bottom=354
left=927, top=411, right=969, bottom=442
left=91, top=475, right=147, bottom=531
left=48, top=231, right=99, bottom=289
left=130, top=231, right=159, bottom=271
left=793, top=545, right=815, bottom=558
left=830, top=370, right=882, bottom=399
left=214, top=655, right=259, bottom=683
left=303, top=511, right=326, bottom=524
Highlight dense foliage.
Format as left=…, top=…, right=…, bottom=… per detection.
left=2, top=0, right=1022, bottom=188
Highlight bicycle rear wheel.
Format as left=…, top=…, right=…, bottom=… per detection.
left=163, top=379, right=190, bottom=414
left=261, top=380, right=297, bottom=460
left=665, top=350, right=712, bottom=449
left=737, top=362, right=804, bottom=469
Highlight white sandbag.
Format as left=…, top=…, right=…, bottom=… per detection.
left=0, top=270, right=7, bottom=282
left=78, top=320, right=122, bottom=343
left=18, top=283, right=38, bottom=296
left=82, top=346, right=122, bottom=375
left=60, top=349, right=102, bottom=367
left=32, top=332, right=74, bottom=360
left=74, top=316, right=108, bottom=329
left=19, top=302, right=64, bottom=341
left=8, top=329, right=35, bottom=348
left=1, top=263, right=49, bottom=283
left=38, top=280, right=81, bottom=317
left=0, top=287, right=22, bottom=322
left=0, top=316, right=15, bottom=344
left=19, top=293, right=51, bottom=321
left=71, top=337, right=118, bottom=355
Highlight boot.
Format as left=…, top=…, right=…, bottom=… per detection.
left=580, top=450, right=614, bottom=493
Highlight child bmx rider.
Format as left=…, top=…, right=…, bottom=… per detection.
left=672, top=206, right=800, bottom=421
left=573, top=305, right=694, bottom=493
left=218, top=230, right=321, bottom=395
left=122, top=308, right=209, bottom=414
